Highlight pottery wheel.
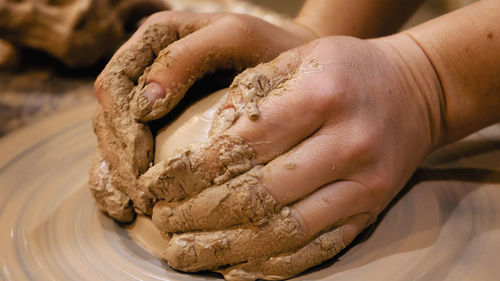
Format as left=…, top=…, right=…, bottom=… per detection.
left=1, top=96, right=499, bottom=280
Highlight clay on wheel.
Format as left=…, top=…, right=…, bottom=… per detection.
left=155, top=89, right=229, bottom=162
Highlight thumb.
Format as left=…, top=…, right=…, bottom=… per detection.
left=129, top=15, right=300, bottom=122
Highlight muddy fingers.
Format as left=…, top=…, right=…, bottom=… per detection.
left=88, top=149, right=135, bottom=222
left=219, top=214, right=373, bottom=281
left=96, top=22, right=179, bottom=112
left=128, top=12, right=315, bottom=123
left=139, top=135, right=257, bottom=202
left=92, top=21, right=189, bottom=218
left=211, top=50, right=303, bottom=135
left=92, top=106, right=156, bottom=215
left=95, top=22, right=181, bottom=162
left=163, top=207, right=308, bottom=272
left=152, top=166, right=279, bottom=233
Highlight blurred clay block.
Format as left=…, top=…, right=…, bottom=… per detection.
left=0, top=0, right=168, bottom=67
left=0, top=39, right=19, bottom=69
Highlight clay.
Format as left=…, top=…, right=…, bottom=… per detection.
left=0, top=0, right=167, bottom=67
left=90, top=22, right=182, bottom=220
left=152, top=165, right=278, bottom=233
left=210, top=56, right=301, bottom=135
left=138, top=134, right=256, bottom=203
left=163, top=207, right=308, bottom=272
left=219, top=214, right=373, bottom=281
left=88, top=149, right=135, bottom=222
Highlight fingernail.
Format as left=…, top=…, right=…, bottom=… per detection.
left=142, top=82, right=165, bottom=102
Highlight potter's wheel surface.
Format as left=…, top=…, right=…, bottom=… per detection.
left=1, top=96, right=500, bottom=280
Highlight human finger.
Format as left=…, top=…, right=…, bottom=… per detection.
left=163, top=207, right=307, bottom=272
left=139, top=134, right=256, bottom=203
left=219, top=214, right=372, bottom=281
left=260, top=121, right=380, bottom=205
left=92, top=19, right=174, bottom=209
left=151, top=125, right=372, bottom=232
left=163, top=180, right=383, bottom=271
left=152, top=166, right=278, bottom=233
left=92, top=12, right=219, bottom=218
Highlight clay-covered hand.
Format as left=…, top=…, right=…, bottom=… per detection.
left=142, top=34, right=444, bottom=279
left=90, top=11, right=316, bottom=222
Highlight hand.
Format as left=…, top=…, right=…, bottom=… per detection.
left=142, top=34, right=443, bottom=279
left=89, top=11, right=316, bottom=221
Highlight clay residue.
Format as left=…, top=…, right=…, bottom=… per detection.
left=90, top=22, right=182, bottom=220
left=88, top=149, right=135, bottom=222
left=152, top=166, right=278, bottom=233
left=139, top=134, right=256, bottom=204
left=218, top=214, right=373, bottom=281
left=163, top=207, right=308, bottom=272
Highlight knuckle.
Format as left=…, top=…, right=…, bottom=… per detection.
left=220, top=14, right=249, bottom=27
left=144, top=10, right=176, bottom=25
left=358, top=170, right=394, bottom=206
left=308, top=74, right=348, bottom=114
left=93, top=75, right=104, bottom=99
left=358, top=181, right=385, bottom=208
left=218, top=14, right=253, bottom=37
left=346, top=125, right=380, bottom=163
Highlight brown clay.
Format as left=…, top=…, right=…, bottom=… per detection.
left=152, top=165, right=278, bottom=233
left=0, top=0, right=167, bottom=67
left=163, top=207, right=308, bottom=272
left=139, top=134, right=256, bottom=204
left=219, top=214, right=373, bottom=281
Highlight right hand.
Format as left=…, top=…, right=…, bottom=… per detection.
left=90, top=11, right=317, bottom=222
left=142, top=34, right=444, bottom=279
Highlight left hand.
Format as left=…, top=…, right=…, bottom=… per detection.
left=139, top=34, right=443, bottom=280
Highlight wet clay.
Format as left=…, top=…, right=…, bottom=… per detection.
left=219, top=214, right=372, bottom=281
left=88, top=149, right=135, bottom=222
left=152, top=166, right=278, bottom=233
left=139, top=134, right=256, bottom=205
left=163, top=207, right=308, bottom=272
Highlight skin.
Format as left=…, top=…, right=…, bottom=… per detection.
left=91, top=0, right=426, bottom=221
left=295, top=0, right=425, bottom=37
left=150, top=34, right=439, bottom=274
left=91, top=0, right=430, bottom=222
left=92, top=0, right=500, bottom=278
left=95, top=11, right=317, bottom=114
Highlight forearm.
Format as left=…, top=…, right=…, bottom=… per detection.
left=295, top=0, right=424, bottom=38
left=405, top=0, right=500, bottom=145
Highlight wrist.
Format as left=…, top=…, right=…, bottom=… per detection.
left=403, top=1, right=500, bottom=145
left=286, top=20, right=320, bottom=42
left=369, top=33, right=446, bottom=152
left=293, top=4, right=330, bottom=38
